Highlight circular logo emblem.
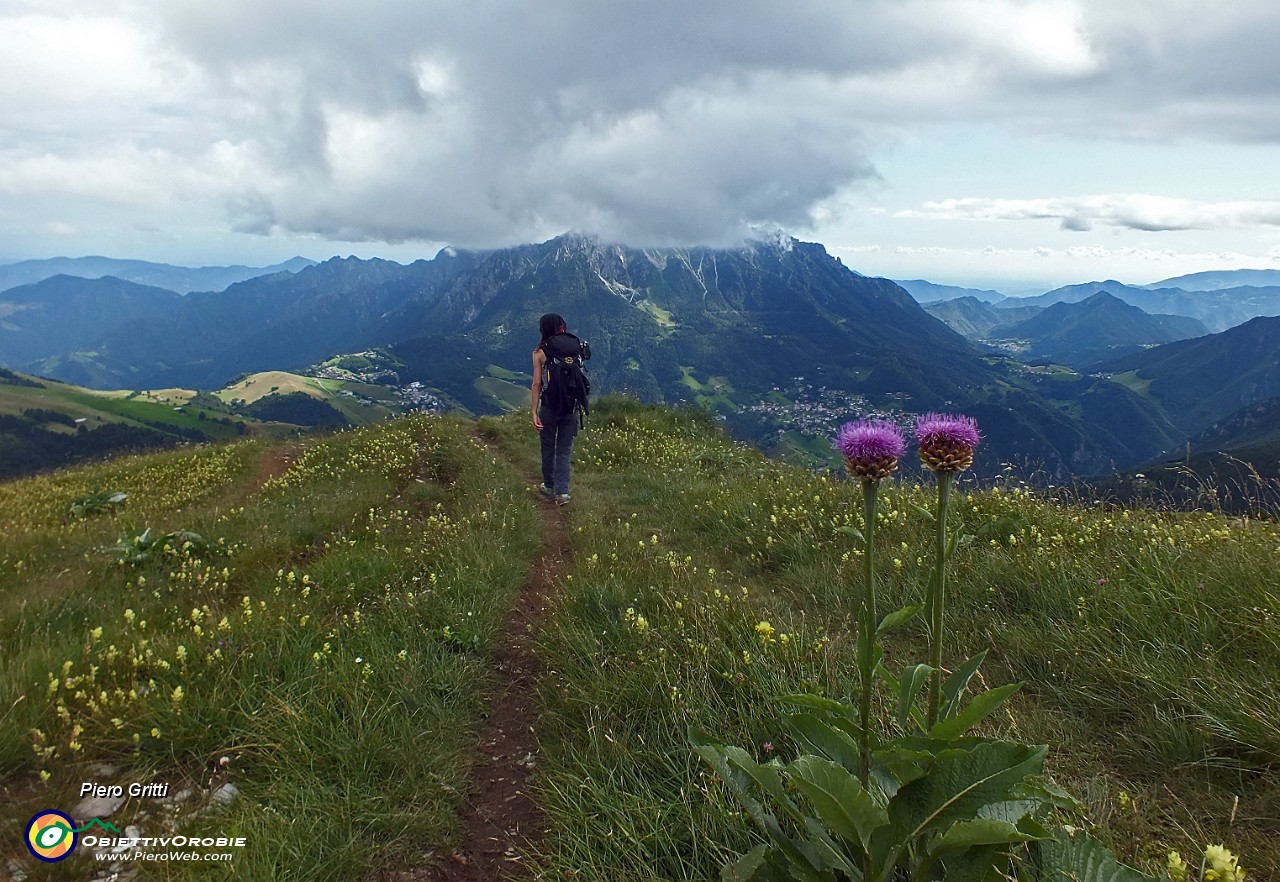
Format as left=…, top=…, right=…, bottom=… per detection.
left=26, top=810, right=77, bottom=862
left=565, top=356, right=574, bottom=364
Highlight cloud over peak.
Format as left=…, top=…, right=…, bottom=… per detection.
left=3, top=1, right=1280, bottom=253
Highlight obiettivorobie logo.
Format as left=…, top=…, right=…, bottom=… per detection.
left=25, top=811, right=121, bottom=862
left=26, top=810, right=247, bottom=865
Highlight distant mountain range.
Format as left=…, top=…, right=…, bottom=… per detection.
left=893, top=279, right=1007, bottom=304
left=0, top=256, right=315, bottom=295
left=923, top=297, right=1041, bottom=339
left=0, top=234, right=1192, bottom=478
left=994, top=292, right=1208, bottom=369
left=1145, top=268, right=1280, bottom=291
left=4, top=239, right=1279, bottom=482
left=924, top=291, right=1208, bottom=370
left=903, top=269, right=1280, bottom=334
left=999, top=280, right=1280, bottom=332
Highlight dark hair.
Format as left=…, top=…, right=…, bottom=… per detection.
left=539, top=313, right=566, bottom=345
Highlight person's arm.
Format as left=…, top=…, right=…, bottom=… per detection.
left=531, top=349, right=544, bottom=430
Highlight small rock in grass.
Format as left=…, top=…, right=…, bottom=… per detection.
left=160, top=788, right=194, bottom=810
left=209, top=782, right=239, bottom=807
left=74, top=792, right=126, bottom=821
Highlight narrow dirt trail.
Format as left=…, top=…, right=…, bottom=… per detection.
left=247, top=441, right=301, bottom=493
left=420, top=439, right=568, bottom=882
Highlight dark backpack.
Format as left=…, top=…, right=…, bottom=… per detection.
left=540, top=332, right=591, bottom=425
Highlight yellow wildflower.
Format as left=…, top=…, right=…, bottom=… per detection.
left=1204, top=844, right=1245, bottom=882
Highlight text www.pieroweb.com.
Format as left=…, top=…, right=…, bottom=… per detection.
left=83, top=835, right=243, bottom=863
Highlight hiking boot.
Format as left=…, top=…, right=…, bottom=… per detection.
left=556, top=493, right=571, bottom=506
left=538, top=484, right=555, bottom=498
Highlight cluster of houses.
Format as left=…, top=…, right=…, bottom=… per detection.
left=306, top=351, right=446, bottom=415
left=739, top=378, right=914, bottom=440
left=394, top=382, right=446, bottom=414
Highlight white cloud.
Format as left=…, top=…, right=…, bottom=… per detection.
left=900, top=195, right=1280, bottom=232
left=4, top=1, right=1280, bottom=254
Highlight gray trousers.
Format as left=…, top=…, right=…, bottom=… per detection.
left=539, top=406, right=579, bottom=494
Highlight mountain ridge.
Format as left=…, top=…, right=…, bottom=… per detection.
left=0, top=235, right=1207, bottom=478
left=1098, top=315, right=1280, bottom=436
left=997, top=291, right=1209, bottom=369
left=0, top=256, right=315, bottom=296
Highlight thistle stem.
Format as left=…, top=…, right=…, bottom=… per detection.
left=926, top=471, right=954, bottom=729
left=858, top=479, right=878, bottom=787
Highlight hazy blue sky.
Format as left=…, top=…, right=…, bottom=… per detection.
left=2, top=0, right=1279, bottom=292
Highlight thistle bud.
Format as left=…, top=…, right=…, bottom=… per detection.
left=915, top=413, right=980, bottom=473
left=834, top=420, right=906, bottom=482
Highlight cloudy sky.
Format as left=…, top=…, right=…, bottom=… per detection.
left=2, top=0, right=1279, bottom=292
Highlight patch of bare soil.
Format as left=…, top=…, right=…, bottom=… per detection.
left=248, top=443, right=301, bottom=493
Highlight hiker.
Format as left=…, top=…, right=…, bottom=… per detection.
left=532, top=313, right=590, bottom=505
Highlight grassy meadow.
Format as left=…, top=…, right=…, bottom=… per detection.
left=1, top=397, right=1276, bottom=880
left=1, top=416, right=540, bottom=880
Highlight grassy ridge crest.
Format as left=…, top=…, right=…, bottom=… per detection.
left=1, top=398, right=1276, bottom=880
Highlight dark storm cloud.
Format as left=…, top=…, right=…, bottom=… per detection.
left=11, top=1, right=1280, bottom=249
left=143, top=0, right=919, bottom=247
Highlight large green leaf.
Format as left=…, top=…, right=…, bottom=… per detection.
left=1030, top=828, right=1161, bottom=882
left=931, top=818, right=1044, bottom=853
left=877, top=604, right=920, bottom=637
left=928, top=684, right=1022, bottom=741
left=868, top=743, right=932, bottom=798
left=914, top=817, right=1045, bottom=882
left=895, top=664, right=933, bottom=731
left=787, top=713, right=864, bottom=774
left=1012, top=779, right=1086, bottom=816
left=781, top=693, right=859, bottom=718
left=722, top=844, right=790, bottom=882
left=723, top=746, right=807, bottom=824
left=940, top=652, right=988, bottom=720
left=938, top=845, right=1009, bottom=882
left=873, top=740, right=1047, bottom=868
left=800, top=817, right=863, bottom=879
left=836, top=525, right=866, bottom=545
left=692, top=736, right=827, bottom=881
left=787, top=755, right=889, bottom=852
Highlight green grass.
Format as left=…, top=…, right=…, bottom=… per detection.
left=486, top=363, right=532, bottom=382
left=2, top=398, right=1276, bottom=880
left=63, top=391, right=244, bottom=438
left=517, top=398, right=1279, bottom=881
left=474, top=375, right=527, bottom=411
left=678, top=367, right=736, bottom=409
left=0, top=416, right=540, bottom=880
left=1110, top=369, right=1154, bottom=394
left=637, top=299, right=676, bottom=328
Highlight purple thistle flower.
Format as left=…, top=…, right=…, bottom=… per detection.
left=834, top=420, right=905, bottom=481
left=916, top=412, right=980, bottom=473
left=915, top=413, right=981, bottom=447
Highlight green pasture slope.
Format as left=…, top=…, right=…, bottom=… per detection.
left=1, top=399, right=1276, bottom=880
left=0, top=418, right=540, bottom=880
left=0, top=373, right=243, bottom=439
